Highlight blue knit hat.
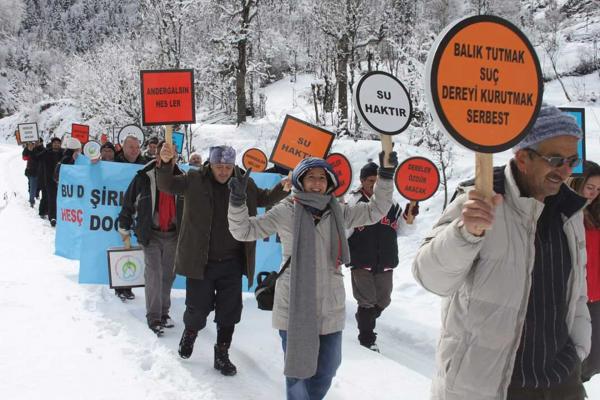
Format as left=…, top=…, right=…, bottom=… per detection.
left=209, top=145, right=236, bottom=165
left=292, top=157, right=338, bottom=193
left=513, top=105, right=583, bottom=152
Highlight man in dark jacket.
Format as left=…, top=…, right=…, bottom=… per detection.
left=119, top=141, right=183, bottom=336
left=31, top=137, right=63, bottom=226
left=114, top=135, right=147, bottom=300
left=346, top=161, right=419, bottom=352
left=22, top=140, right=42, bottom=208
left=157, top=143, right=288, bottom=376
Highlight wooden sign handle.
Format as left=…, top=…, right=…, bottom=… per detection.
left=165, top=125, right=173, bottom=145
left=406, top=200, right=417, bottom=225
left=380, top=134, right=393, bottom=168
left=475, top=153, right=494, bottom=199
left=123, top=236, right=131, bottom=249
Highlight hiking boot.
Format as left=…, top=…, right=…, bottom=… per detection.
left=161, top=315, right=174, bottom=328
left=214, top=343, right=237, bottom=376
left=365, top=343, right=380, bottom=353
left=50, top=218, right=56, bottom=227
left=115, top=289, right=127, bottom=302
left=149, top=320, right=164, bottom=336
left=124, top=288, right=135, bottom=300
left=178, top=329, right=198, bottom=359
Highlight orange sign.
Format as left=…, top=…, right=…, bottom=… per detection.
left=427, top=15, right=542, bottom=153
left=326, top=153, right=352, bottom=197
left=242, top=148, right=268, bottom=172
left=269, top=115, right=335, bottom=170
left=71, top=123, right=90, bottom=144
left=140, top=69, right=196, bottom=126
left=15, top=130, right=22, bottom=145
left=394, top=157, right=440, bottom=202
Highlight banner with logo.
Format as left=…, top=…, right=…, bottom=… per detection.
left=55, top=161, right=283, bottom=291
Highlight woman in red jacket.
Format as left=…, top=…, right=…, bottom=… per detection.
left=570, top=160, right=600, bottom=381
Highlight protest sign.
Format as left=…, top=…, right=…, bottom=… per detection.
left=326, top=153, right=352, bottom=197
left=426, top=15, right=542, bottom=197
left=559, top=107, right=586, bottom=177
left=18, top=123, right=39, bottom=143
left=270, top=115, right=335, bottom=170
left=172, top=131, right=184, bottom=154
left=117, top=124, right=145, bottom=145
left=394, top=157, right=440, bottom=223
left=107, top=247, right=145, bottom=289
left=71, top=123, right=90, bottom=145
left=243, top=148, right=268, bottom=172
left=140, top=69, right=196, bottom=126
left=83, top=141, right=101, bottom=160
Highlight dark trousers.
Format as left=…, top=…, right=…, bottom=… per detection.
left=279, top=330, right=342, bottom=400
left=183, top=259, right=243, bottom=332
left=507, top=362, right=586, bottom=400
left=27, top=176, right=38, bottom=205
left=583, top=301, right=600, bottom=381
left=38, top=188, right=48, bottom=216
left=47, top=182, right=57, bottom=220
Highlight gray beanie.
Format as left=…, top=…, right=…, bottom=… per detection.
left=513, top=105, right=582, bottom=152
left=209, top=145, right=236, bottom=165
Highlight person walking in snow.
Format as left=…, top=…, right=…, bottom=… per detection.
left=157, top=143, right=288, bottom=376
left=31, top=137, right=63, bottom=227
left=100, top=142, right=116, bottom=162
left=228, top=154, right=396, bottom=399
left=54, top=137, right=82, bottom=182
left=118, top=140, right=182, bottom=336
left=346, top=160, right=419, bottom=352
left=569, top=160, right=600, bottom=383
left=113, top=135, right=148, bottom=301
left=22, top=139, right=42, bottom=208
left=413, top=105, right=590, bottom=400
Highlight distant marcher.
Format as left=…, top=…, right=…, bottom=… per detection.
left=22, top=140, right=41, bottom=208
left=413, top=105, right=590, bottom=400
left=119, top=141, right=182, bottom=336
left=143, top=136, right=159, bottom=161
left=346, top=160, right=419, bottom=352
left=32, top=137, right=63, bottom=226
left=114, top=135, right=147, bottom=300
left=157, top=143, right=288, bottom=376
left=570, top=160, right=600, bottom=383
left=54, top=137, right=82, bottom=182
left=188, top=153, right=202, bottom=168
left=228, top=154, right=396, bottom=399
left=100, top=142, right=116, bottom=161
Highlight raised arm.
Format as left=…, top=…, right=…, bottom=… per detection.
left=228, top=201, right=288, bottom=242
left=156, top=143, right=189, bottom=195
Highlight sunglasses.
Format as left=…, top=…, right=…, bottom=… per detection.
left=526, top=148, right=581, bottom=169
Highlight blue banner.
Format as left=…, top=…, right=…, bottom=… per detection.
left=559, top=107, right=586, bottom=176
left=55, top=161, right=283, bottom=291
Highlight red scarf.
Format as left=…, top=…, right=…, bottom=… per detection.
left=158, top=191, right=176, bottom=232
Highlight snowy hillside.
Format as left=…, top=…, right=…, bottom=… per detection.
left=2, top=70, right=600, bottom=399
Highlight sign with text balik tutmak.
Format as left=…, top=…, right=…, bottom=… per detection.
left=140, top=69, right=196, bottom=126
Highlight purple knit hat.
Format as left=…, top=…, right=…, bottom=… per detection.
left=209, top=145, right=236, bottom=165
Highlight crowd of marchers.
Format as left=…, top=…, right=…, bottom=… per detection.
left=19, top=105, right=600, bottom=400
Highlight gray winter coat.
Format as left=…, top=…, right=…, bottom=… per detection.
left=412, top=163, right=591, bottom=400
left=228, top=178, right=394, bottom=334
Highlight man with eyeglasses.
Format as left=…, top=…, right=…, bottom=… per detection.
left=413, top=105, right=590, bottom=400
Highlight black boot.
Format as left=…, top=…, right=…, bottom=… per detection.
left=178, top=328, right=198, bottom=359
left=214, top=343, right=237, bottom=376
left=148, top=320, right=164, bottom=336
left=356, top=306, right=379, bottom=352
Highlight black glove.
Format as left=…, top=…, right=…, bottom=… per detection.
left=378, top=151, right=398, bottom=180
left=403, top=202, right=419, bottom=219
left=228, top=167, right=252, bottom=207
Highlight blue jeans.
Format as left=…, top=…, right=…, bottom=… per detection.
left=27, top=176, right=38, bottom=205
left=279, top=330, right=342, bottom=400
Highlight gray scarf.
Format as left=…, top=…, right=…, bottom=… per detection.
left=284, top=190, right=350, bottom=379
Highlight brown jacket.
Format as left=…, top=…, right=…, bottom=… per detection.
left=156, top=162, right=288, bottom=283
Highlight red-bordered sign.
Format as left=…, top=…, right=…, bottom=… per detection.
left=269, top=115, right=335, bottom=171
left=242, top=148, right=268, bottom=172
left=326, top=153, right=352, bottom=197
left=426, top=15, right=542, bottom=153
left=71, top=123, right=90, bottom=145
left=140, top=69, right=196, bottom=126
left=394, top=157, right=440, bottom=201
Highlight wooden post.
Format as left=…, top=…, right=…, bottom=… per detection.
left=475, top=153, right=494, bottom=199
left=165, top=125, right=174, bottom=145
left=406, top=200, right=417, bottom=225
left=380, top=134, right=393, bottom=168
left=123, top=236, right=131, bottom=249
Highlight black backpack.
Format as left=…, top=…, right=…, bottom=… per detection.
left=255, top=258, right=291, bottom=311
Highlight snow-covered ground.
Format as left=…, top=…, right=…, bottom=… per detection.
left=2, top=71, right=600, bottom=398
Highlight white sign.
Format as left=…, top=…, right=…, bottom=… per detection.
left=118, top=124, right=145, bottom=145
left=107, top=247, right=145, bottom=288
left=18, top=123, right=39, bottom=143
left=353, top=71, right=412, bottom=135
left=83, top=140, right=102, bottom=160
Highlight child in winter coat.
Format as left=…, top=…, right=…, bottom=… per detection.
left=227, top=154, right=396, bottom=400
left=570, top=160, right=600, bottom=382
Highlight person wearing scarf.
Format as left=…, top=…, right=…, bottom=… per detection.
left=228, top=153, right=396, bottom=400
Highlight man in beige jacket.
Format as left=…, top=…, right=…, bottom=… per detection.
left=413, top=105, right=590, bottom=400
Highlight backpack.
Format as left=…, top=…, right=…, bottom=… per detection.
left=255, top=258, right=291, bottom=311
